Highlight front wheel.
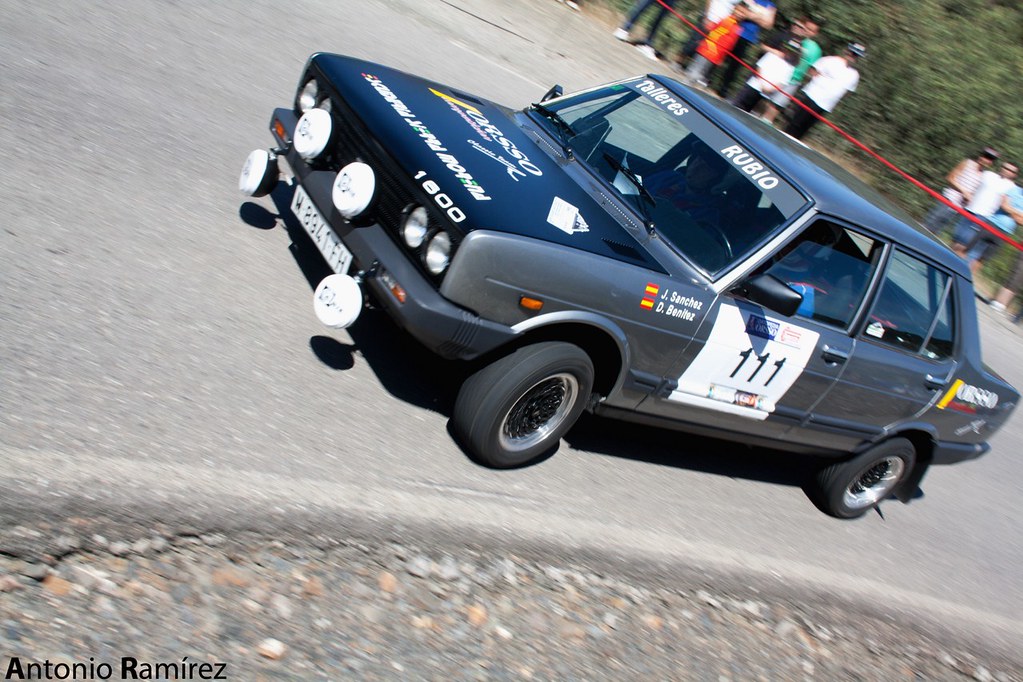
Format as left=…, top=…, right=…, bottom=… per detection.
left=810, top=438, right=916, bottom=519
left=453, top=342, right=594, bottom=469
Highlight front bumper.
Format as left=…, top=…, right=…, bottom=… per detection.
left=269, top=108, right=516, bottom=360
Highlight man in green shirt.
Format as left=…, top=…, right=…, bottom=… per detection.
left=761, top=16, right=822, bottom=123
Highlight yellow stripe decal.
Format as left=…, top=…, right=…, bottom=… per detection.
left=936, top=379, right=964, bottom=410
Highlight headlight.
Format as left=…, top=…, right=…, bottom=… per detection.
left=294, top=108, right=333, bottom=161
left=402, top=206, right=429, bottom=248
left=425, top=231, right=452, bottom=275
left=332, top=161, right=376, bottom=219
left=299, top=79, right=319, bottom=112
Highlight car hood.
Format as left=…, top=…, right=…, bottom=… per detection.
left=312, top=54, right=664, bottom=272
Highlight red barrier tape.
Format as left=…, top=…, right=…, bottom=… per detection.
left=649, top=0, right=1023, bottom=252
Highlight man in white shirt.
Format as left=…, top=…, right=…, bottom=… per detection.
left=782, top=43, right=864, bottom=140
left=730, top=40, right=800, bottom=113
left=951, top=161, right=1019, bottom=275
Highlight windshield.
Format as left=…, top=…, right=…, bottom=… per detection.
left=534, top=79, right=806, bottom=274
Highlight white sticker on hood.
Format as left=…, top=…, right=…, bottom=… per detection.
left=547, top=197, right=589, bottom=235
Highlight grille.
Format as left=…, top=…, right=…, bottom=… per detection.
left=308, top=74, right=459, bottom=281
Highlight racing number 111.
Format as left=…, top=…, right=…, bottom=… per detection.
left=730, top=348, right=786, bottom=387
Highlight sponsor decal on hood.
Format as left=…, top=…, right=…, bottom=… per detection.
left=315, top=55, right=664, bottom=271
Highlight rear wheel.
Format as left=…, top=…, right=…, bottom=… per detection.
left=453, top=342, right=594, bottom=468
left=811, top=438, right=916, bottom=519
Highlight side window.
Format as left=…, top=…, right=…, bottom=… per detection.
left=758, top=221, right=883, bottom=327
left=863, top=250, right=956, bottom=359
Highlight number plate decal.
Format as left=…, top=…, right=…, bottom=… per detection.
left=290, top=185, right=353, bottom=275
left=670, top=304, right=819, bottom=419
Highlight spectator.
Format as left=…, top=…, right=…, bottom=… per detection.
left=713, top=0, right=777, bottom=99
left=681, top=10, right=744, bottom=86
left=951, top=161, right=1018, bottom=277
left=730, top=39, right=801, bottom=113
left=613, top=0, right=678, bottom=61
left=760, top=16, right=824, bottom=124
left=921, top=148, right=999, bottom=238
left=782, top=43, right=865, bottom=140
left=989, top=184, right=1023, bottom=314
left=674, top=0, right=742, bottom=70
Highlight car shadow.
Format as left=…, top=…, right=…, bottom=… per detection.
left=563, top=413, right=820, bottom=490
left=255, top=182, right=825, bottom=500
left=264, top=181, right=469, bottom=414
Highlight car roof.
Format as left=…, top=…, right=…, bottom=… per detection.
left=649, top=76, right=971, bottom=278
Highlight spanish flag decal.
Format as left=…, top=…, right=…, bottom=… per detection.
left=936, top=379, right=964, bottom=410
left=641, top=283, right=658, bottom=309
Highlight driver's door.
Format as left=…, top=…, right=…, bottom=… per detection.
left=638, top=219, right=884, bottom=444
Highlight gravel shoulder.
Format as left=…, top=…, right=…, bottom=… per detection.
left=2, top=502, right=1020, bottom=681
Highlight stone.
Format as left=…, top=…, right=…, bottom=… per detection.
left=378, top=571, right=398, bottom=594
left=302, top=575, right=324, bottom=598
left=42, top=575, right=72, bottom=597
left=406, top=556, right=433, bottom=578
left=467, top=604, right=488, bottom=627
left=434, top=556, right=460, bottom=582
left=0, top=575, right=22, bottom=592
left=211, top=566, right=251, bottom=588
left=270, top=594, right=294, bottom=620
left=109, top=541, right=130, bottom=557
left=642, top=614, right=664, bottom=630
left=257, top=638, right=286, bottom=660
left=21, top=563, right=49, bottom=581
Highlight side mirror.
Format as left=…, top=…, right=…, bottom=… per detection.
left=732, top=274, right=803, bottom=317
left=541, top=84, right=563, bottom=103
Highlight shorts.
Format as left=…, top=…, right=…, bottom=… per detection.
left=953, top=214, right=1000, bottom=261
left=767, top=82, right=798, bottom=108
left=951, top=215, right=982, bottom=247
left=967, top=236, right=998, bottom=262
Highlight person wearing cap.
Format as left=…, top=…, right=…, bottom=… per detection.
left=922, top=147, right=1000, bottom=238
left=730, top=39, right=801, bottom=113
left=782, top=43, right=865, bottom=140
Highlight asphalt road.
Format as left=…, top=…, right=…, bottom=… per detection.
left=2, top=0, right=1022, bottom=656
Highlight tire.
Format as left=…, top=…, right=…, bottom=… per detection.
left=811, top=438, right=916, bottom=519
left=453, top=342, right=594, bottom=468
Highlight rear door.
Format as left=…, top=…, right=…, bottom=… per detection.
left=801, top=248, right=958, bottom=447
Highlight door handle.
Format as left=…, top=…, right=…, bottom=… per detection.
left=821, top=344, right=849, bottom=364
left=925, top=373, right=949, bottom=391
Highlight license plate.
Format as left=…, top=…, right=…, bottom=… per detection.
left=290, top=185, right=353, bottom=274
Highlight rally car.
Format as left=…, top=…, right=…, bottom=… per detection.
left=239, top=53, right=1017, bottom=518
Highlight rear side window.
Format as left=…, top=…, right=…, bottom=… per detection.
left=864, top=250, right=956, bottom=360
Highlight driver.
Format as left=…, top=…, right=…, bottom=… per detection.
left=645, top=143, right=731, bottom=228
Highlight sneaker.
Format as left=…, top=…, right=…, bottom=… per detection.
left=990, top=300, right=1007, bottom=312
left=612, top=28, right=629, bottom=41
left=564, top=0, right=579, bottom=9
left=635, top=44, right=659, bottom=60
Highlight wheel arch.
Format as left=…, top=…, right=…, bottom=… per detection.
left=501, top=313, right=628, bottom=399
left=871, top=427, right=936, bottom=503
